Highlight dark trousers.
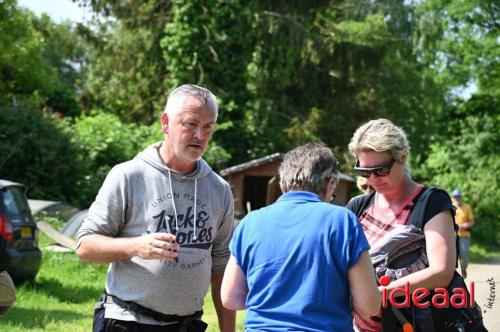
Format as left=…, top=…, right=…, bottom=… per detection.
left=104, top=318, right=207, bottom=332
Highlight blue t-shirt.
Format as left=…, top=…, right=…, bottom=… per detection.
left=230, top=191, right=370, bottom=332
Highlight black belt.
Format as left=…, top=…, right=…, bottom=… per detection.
left=105, top=293, right=203, bottom=328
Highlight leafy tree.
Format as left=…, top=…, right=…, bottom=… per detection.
left=75, top=1, right=492, bottom=178
left=0, top=0, right=84, bottom=116
left=77, top=0, right=172, bottom=123
left=160, top=0, right=445, bottom=165
left=75, top=0, right=447, bottom=166
left=410, top=0, right=499, bottom=245
left=32, top=14, right=87, bottom=117
left=414, top=95, right=499, bottom=244
left=0, top=0, right=58, bottom=106
left=415, top=0, right=499, bottom=95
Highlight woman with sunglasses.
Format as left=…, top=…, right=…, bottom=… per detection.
left=346, top=119, right=456, bottom=332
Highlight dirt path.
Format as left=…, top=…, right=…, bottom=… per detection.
left=465, top=257, right=500, bottom=331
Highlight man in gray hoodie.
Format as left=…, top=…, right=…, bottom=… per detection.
left=77, top=84, right=235, bottom=332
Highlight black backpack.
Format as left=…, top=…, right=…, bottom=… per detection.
left=349, top=188, right=487, bottom=332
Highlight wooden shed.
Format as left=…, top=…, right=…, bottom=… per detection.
left=220, top=153, right=356, bottom=216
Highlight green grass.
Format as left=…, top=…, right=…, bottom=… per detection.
left=0, top=232, right=245, bottom=331
left=469, top=243, right=500, bottom=263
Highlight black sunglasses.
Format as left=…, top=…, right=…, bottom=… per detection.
left=354, top=159, right=396, bottom=178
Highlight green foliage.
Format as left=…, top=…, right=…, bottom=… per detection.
left=415, top=0, right=499, bottom=95
left=80, top=23, right=169, bottom=123
left=78, top=1, right=172, bottom=123
left=0, top=105, right=82, bottom=204
left=413, top=95, right=500, bottom=245
left=410, top=0, right=500, bottom=245
left=71, top=112, right=158, bottom=206
left=0, top=0, right=57, bottom=106
left=158, top=0, right=441, bottom=163
left=0, top=0, right=84, bottom=115
left=469, top=243, right=500, bottom=263
left=161, top=0, right=256, bottom=161
left=73, top=0, right=450, bottom=165
left=31, top=15, right=86, bottom=117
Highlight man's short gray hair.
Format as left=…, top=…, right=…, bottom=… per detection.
left=164, top=84, right=218, bottom=119
left=348, top=118, right=410, bottom=162
left=279, top=142, right=339, bottom=195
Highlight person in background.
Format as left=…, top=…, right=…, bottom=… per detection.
left=451, top=188, right=474, bottom=278
left=77, top=84, right=235, bottom=332
left=347, top=119, right=456, bottom=332
left=221, top=142, right=380, bottom=332
left=357, top=176, right=374, bottom=195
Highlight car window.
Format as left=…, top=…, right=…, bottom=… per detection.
left=0, top=187, right=30, bottom=215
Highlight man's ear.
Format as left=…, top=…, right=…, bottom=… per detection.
left=322, top=180, right=331, bottom=200
left=280, top=184, right=286, bottom=194
left=161, top=112, right=169, bottom=135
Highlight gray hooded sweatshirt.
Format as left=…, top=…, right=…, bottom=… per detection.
left=77, top=142, right=234, bottom=324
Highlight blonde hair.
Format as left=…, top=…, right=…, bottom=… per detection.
left=348, top=118, right=410, bottom=162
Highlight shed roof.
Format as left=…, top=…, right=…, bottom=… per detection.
left=220, top=153, right=355, bottom=182
left=0, top=179, right=24, bottom=191
left=220, top=153, right=283, bottom=177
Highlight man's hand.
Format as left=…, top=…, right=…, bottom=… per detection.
left=133, top=233, right=180, bottom=260
left=78, top=233, right=179, bottom=263
left=458, top=221, right=474, bottom=230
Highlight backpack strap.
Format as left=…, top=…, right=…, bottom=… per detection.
left=408, top=187, right=435, bottom=229
left=349, top=191, right=376, bottom=218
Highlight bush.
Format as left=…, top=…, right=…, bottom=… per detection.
left=71, top=112, right=158, bottom=207
left=0, top=105, right=82, bottom=203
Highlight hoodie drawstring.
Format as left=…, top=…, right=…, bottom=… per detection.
left=167, top=168, right=179, bottom=232
left=193, top=178, right=198, bottom=240
left=167, top=167, right=198, bottom=241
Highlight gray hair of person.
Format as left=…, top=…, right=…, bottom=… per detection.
left=163, top=84, right=218, bottom=119
left=279, top=142, right=339, bottom=195
left=348, top=118, right=410, bottom=162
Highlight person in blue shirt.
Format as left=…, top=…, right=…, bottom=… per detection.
left=221, top=142, right=380, bottom=332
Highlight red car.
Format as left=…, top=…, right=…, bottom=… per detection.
left=0, top=180, right=41, bottom=281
